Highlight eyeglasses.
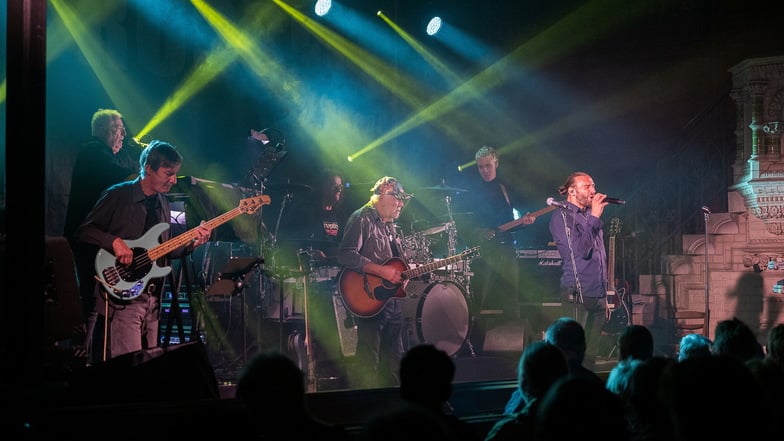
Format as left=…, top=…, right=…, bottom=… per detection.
left=380, top=192, right=410, bottom=201
left=332, top=184, right=344, bottom=192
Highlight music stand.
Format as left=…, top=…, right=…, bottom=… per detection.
left=206, top=257, right=263, bottom=368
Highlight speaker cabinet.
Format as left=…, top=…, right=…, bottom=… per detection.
left=331, top=292, right=357, bottom=357
left=44, top=236, right=83, bottom=344
left=67, top=341, right=219, bottom=405
left=482, top=320, right=528, bottom=353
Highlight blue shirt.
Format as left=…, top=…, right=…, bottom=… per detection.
left=548, top=202, right=607, bottom=298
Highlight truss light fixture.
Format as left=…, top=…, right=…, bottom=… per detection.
left=315, top=0, right=332, bottom=17
left=426, top=16, right=442, bottom=36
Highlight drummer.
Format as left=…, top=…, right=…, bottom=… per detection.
left=278, top=169, right=349, bottom=269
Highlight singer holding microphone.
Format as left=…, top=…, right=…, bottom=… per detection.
left=547, top=171, right=617, bottom=365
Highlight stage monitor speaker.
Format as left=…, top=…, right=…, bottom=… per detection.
left=67, top=341, right=219, bottom=405
left=481, top=319, right=530, bottom=354
left=44, top=236, right=83, bottom=344
left=331, top=291, right=357, bottom=357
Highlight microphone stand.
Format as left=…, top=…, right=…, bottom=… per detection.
left=239, top=170, right=267, bottom=362
left=271, top=189, right=294, bottom=352
left=703, top=207, right=711, bottom=336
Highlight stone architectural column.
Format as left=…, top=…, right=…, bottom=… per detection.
left=747, top=80, right=767, bottom=162
left=730, top=88, right=748, bottom=183
left=762, top=122, right=783, bottom=156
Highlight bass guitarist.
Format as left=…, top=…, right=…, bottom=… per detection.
left=462, top=146, right=537, bottom=323
left=75, top=140, right=212, bottom=363
left=337, top=176, right=413, bottom=389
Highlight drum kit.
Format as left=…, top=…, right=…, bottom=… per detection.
left=396, top=181, right=481, bottom=357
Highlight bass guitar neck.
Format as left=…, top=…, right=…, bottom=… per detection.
left=496, top=205, right=556, bottom=233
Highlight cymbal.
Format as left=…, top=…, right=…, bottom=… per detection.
left=287, top=238, right=339, bottom=247
left=438, top=212, right=473, bottom=219
left=265, top=182, right=312, bottom=193
left=420, top=223, right=450, bottom=235
left=422, top=183, right=468, bottom=193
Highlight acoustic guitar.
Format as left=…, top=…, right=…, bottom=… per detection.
left=337, top=247, right=480, bottom=318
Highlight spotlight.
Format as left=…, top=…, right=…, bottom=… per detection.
left=314, top=0, right=332, bottom=17
left=426, top=16, right=442, bottom=36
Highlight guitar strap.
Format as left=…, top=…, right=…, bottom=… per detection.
left=499, top=183, right=511, bottom=208
left=387, top=223, right=405, bottom=262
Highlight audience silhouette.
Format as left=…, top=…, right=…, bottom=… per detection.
left=619, top=356, right=675, bottom=441
left=235, top=351, right=349, bottom=440
left=357, top=402, right=456, bottom=441
left=659, top=354, right=774, bottom=440
left=746, top=357, right=784, bottom=420
left=398, top=344, right=483, bottom=441
left=544, top=317, right=603, bottom=384
left=711, top=317, right=764, bottom=362
left=502, top=317, right=601, bottom=416
left=617, top=324, right=654, bottom=361
left=605, top=357, right=643, bottom=395
left=535, top=375, right=626, bottom=441
left=766, top=323, right=784, bottom=365
left=676, top=333, right=712, bottom=362
left=486, top=341, right=569, bottom=441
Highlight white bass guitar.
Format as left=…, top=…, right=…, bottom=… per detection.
left=95, top=195, right=270, bottom=301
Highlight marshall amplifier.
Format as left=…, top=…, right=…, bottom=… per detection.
left=517, top=247, right=567, bottom=339
left=517, top=248, right=562, bottom=303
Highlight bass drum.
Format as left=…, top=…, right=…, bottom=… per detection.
left=402, top=280, right=471, bottom=356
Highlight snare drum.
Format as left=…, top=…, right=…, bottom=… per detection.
left=310, top=265, right=342, bottom=283
left=402, top=280, right=471, bottom=356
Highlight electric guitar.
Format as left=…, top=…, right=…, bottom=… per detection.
left=603, top=217, right=630, bottom=333
left=485, top=205, right=556, bottom=240
left=95, top=195, right=270, bottom=301
left=337, top=247, right=480, bottom=318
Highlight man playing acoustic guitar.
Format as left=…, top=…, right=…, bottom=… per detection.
left=337, top=176, right=412, bottom=389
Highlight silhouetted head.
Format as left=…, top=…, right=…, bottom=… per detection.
left=712, top=317, right=763, bottom=362
left=536, top=376, right=626, bottom=441
left=618, top=324, right=654, bottom=361
left=236, top=351, right=305, bottom=414
left=517, top=340, right=569, bottom=402
left=677, top=333, right=712, bottom=362
left=399, top=344, right=454, bottom=410
left=545, top=317, right=586, bottom=363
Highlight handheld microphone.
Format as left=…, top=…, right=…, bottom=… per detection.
left=546, top=197, right=569, bottom=209
left=604, top=197, right=626, bottom=205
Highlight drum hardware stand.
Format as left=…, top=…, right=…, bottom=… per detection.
left=206, top=256, right=263, bottom=371
left=439, top=187, right=479, bottom=358
left=265, top=186, right=300, bottom=353
left=296, top=250, right=318, bottom=392
left=162, top=256, right=197, bottom=348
